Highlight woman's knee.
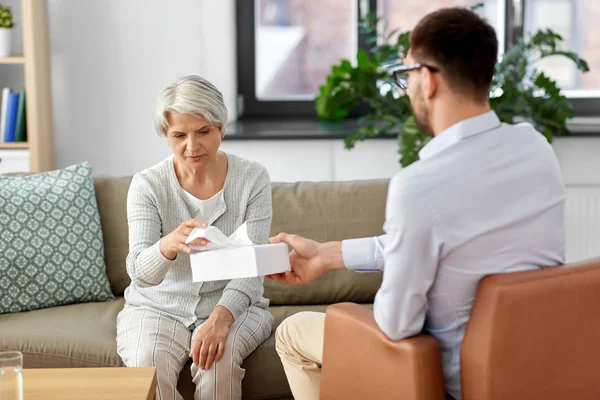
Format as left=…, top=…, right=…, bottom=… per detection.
left=119, top=343, right=159, bottom=368
left=228, top=307, right=273, bottom=360
left=190, top=354, right=245, bottom=387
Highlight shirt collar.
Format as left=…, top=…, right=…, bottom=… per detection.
left=418, top=111, right=501, bottom=161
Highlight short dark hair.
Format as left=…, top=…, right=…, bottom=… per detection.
left=409, top=7, right=498, bottom=101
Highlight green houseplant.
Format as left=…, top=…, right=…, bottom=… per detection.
left=0, top=4, right=14, bottom=57
left=315, top=9, right=590, bottom=167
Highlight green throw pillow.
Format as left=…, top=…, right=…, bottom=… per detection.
left=0, top=162, right=114, bottom=314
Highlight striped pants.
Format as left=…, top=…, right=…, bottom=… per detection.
left=116, top=305, right=273, bottom=400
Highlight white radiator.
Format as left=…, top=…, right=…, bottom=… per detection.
left=565, top=186, right=600, bottom=263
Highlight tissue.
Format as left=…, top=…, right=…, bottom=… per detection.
left=185, top=222, right=253, bottom=251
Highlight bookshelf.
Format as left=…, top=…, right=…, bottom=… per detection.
left=0, top=0, right=54, bottom=172
left=0, top=54, right=25, bottom=64
left=0, top=141, right=28, bottom=149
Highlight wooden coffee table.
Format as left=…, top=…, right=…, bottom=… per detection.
left=23, top=367, right=157, bottom=400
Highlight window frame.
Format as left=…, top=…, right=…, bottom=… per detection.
left=236, top=0, right=376, bottom=119
left=236, top=0, right=600, bottom=120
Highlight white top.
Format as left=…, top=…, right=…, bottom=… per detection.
left=182, top=188, right=224, bottom=222
left=182, top=188, right=224, bottom=319
left=341, top=111, right=565, bottom=399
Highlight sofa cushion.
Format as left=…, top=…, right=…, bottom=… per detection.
left=266, top=180, right=388, bottom=305
left=0, top=294, right=369, bottom=399
left=0, top=163, right=114, bottom=314
left=0, top=297, right=125, bottom=368
left=94, top=177, right=132, bottom=296
left=265, top=270, right=382, bottom=305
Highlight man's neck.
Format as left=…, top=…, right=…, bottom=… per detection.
left=431, top=102, right=491, bottom=137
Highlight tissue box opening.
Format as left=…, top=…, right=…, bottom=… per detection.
left=189, top=242, right=291, bottom=282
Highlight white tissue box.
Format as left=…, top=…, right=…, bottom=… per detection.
left=189, top=242, right=291, bottom=282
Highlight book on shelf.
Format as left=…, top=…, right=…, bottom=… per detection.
left=0, top=87, right=9, bottom=142
left=0, top=87, right=27, bottom=143
left=15, top=89, right=26, bottom=142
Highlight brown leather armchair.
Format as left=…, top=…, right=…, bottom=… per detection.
left=320, top=259, right=600, bottom=400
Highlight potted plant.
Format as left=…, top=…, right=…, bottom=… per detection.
left=0, top=4, right=14, bottom=57
left=316, top=9, right=590, bottom=168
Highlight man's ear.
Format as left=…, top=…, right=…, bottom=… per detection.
left=422, top=68, right=438, bottom=100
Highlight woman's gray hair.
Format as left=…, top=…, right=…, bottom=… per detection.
left=155, top=75, right=228, bottom=136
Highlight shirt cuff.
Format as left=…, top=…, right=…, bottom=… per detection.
left=217, top=289, right=251, bottom=320
left=342, top=237, right=385, bottom=272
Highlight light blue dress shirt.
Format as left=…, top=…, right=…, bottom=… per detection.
left=342, top=111, right=565, bottom=399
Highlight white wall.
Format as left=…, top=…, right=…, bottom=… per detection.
left=45, top=0, right=237, bottom=176
left=220, top=139, right=402, bottom=182
left=40, top=0, right=600, bottom=183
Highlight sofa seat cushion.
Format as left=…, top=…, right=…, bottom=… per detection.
left=0, top=297, right=125, bottom=368
left=0, top=297, right=372, bottom=399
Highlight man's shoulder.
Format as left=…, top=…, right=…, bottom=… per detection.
left=391, top=159, right=439, bottom=194
left=497, top=121, right=556, bottom=154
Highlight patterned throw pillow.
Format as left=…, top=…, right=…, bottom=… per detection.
left=0, top=162, right=114, bottom=314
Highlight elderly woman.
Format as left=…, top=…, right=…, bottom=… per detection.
left=116, top=75, right=274, bottom=400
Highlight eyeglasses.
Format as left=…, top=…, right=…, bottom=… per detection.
left=385, top=63, right=441, bottom=89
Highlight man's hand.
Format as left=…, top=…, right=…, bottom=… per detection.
left=267, top=233, right=344, bottom=285
left=189, top=306, right=234, bottom=370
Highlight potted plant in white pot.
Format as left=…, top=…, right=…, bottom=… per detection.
left=0, top=4, right=14, bottom=57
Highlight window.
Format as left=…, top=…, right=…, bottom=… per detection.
left=380, top=0, right=500, bottom=37
left=236, top=0, right=600, bottom=119
left=525, top=0, right=600, bottom=96
left=256, top=0, right=357, bottom=100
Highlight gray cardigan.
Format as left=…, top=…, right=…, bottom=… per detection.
left=123, top=152, right=272, bottom=327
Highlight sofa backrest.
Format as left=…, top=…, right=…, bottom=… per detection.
left=266, top=181, right=386, bottom=305
left=461, top=259, right=600, bottom=400
left=95, top=177, right=388, bottom=305
left=94, top=177, right=132, bottom=296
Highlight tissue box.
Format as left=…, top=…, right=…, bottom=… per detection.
left=189, top=242, right=291, bottom=282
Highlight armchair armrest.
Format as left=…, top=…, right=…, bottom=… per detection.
left=320, top=303, right=446, bottom=400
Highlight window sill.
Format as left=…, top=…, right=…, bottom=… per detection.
left=566, top=117, right=600, bottom=134
left=224, top=119, right=398, bottom=141
left=223, top=117, right=600, bottom=141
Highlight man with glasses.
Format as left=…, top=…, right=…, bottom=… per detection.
left=269, top=7, right=565, bottom=400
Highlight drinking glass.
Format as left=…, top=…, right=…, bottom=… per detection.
left=0, top=351, right=23, bottom=400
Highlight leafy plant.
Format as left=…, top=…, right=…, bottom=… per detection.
left=315, top=9, right=590, bottom=168
left=0, top=4, right=13, bottom=29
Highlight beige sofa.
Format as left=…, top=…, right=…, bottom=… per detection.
left=0, top=177, right=388, bottom=399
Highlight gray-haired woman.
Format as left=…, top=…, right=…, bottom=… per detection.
left=116, top=75, right=274, bottom=400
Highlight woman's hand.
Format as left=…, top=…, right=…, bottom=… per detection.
left=159, top=219, right=210, bottom=260
left=190, top=306, right=234, bottom=370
